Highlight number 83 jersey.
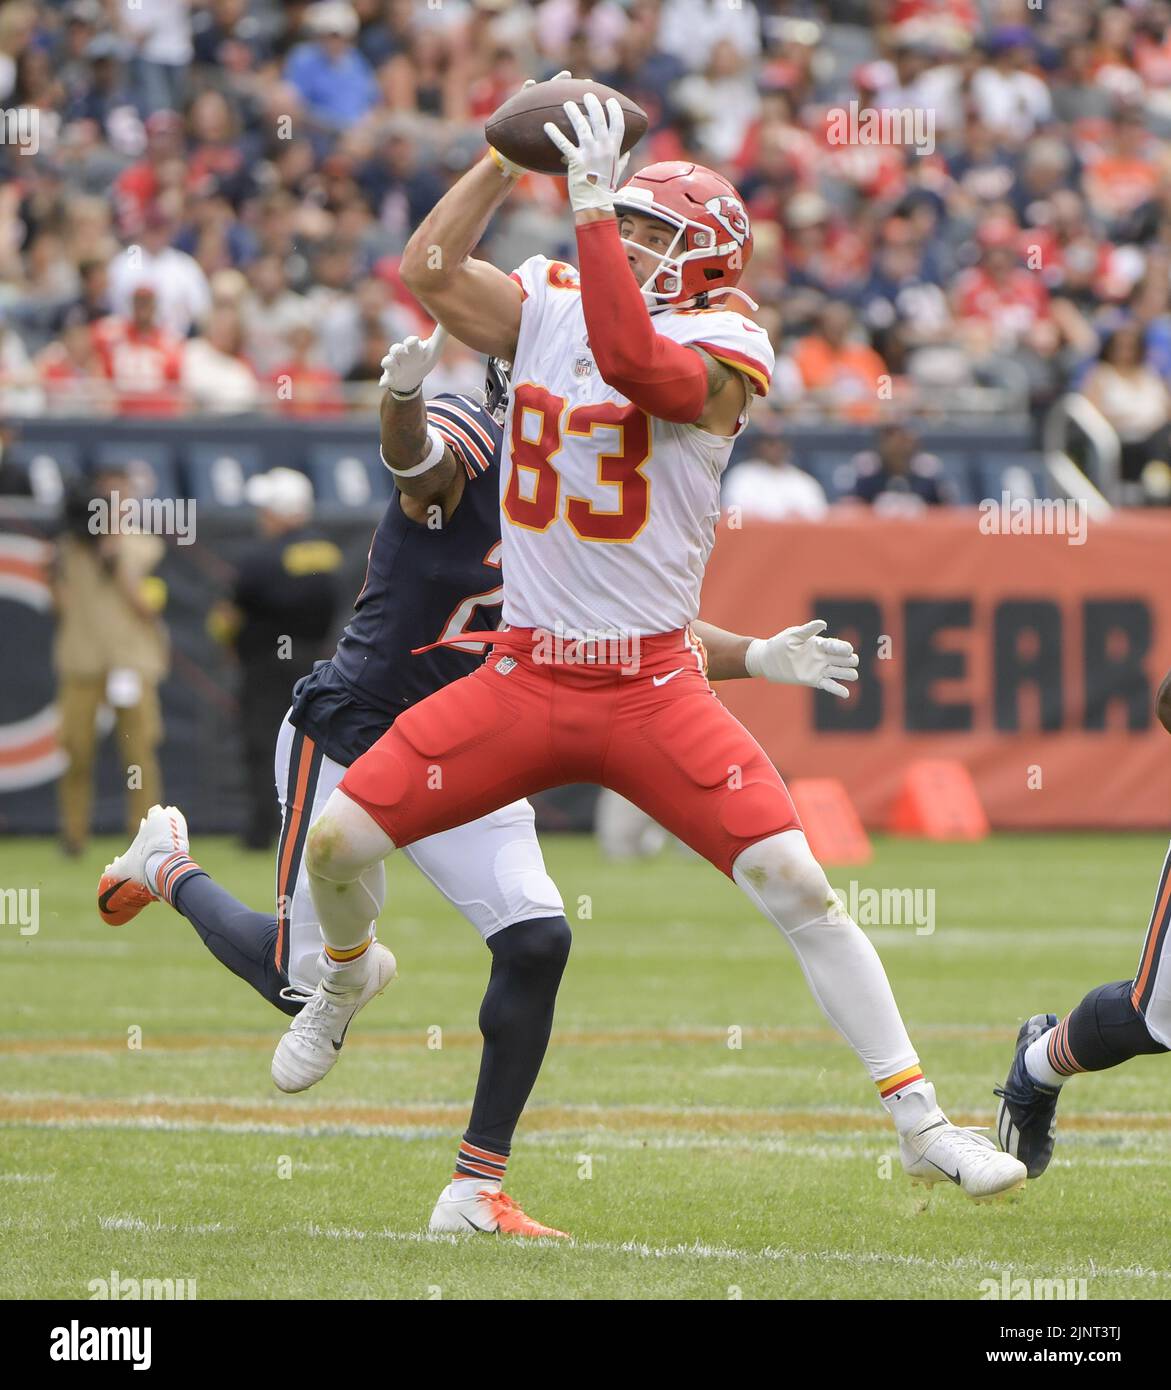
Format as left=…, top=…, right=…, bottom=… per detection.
left=501, top=255, right=774, bottom=639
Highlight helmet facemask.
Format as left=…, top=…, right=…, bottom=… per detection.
left=614, top=192, right=756, bottom=311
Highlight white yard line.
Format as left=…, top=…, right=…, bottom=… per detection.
left=75, top=1213, right=1171, bottom=1287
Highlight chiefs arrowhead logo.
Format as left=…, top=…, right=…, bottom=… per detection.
left=704, top=195, right=750, bottom=246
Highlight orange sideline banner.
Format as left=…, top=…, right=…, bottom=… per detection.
left=698, top=511, right=1171, bottom=830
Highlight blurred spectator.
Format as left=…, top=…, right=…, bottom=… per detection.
left=107, top=206, right=212, bottom=338
left=381, top=22, right=469, bottom=120
left=674, top=39, right=760, bottom=163
left=53, top=467, right=169, bottom=855
left=270, top=322, right=346, bottom=418
left=536, top=0, right=629, bottom=71
left=0, top=309, right=45, bottom=416
left=112, top=109, right=186, bottom=238
left=1083, top=108, right=1161, bottom=230
left=0, top=3, right=37, bottom=104
left=723, top=419, right=828, bottom=522
left=37, top=309, right=111, bottom=415
left=970, top=28, right=1053, bottom=139
left=657, top=0, right=760, bottom=70
left=792, top=302, right=888, bottom=422
left=952, top=218, right=1058, bottom=374
left=285, top=2, right=380, bottom=133
left=241, top=256, right=311, bottom=377
left=92, top=285, right=184, bottom=417
left=223, top=469, right=343, bottom=849
left=120, top=0, right=193, bottom=115
left=358, top=126, right=447, bottom=250
left=182, top=306, right=260, bottom=414
left=843, top=421, right=960, bottom=513
left=1081, top=322, right=1171, bottom=489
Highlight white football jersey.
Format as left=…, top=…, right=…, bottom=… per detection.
left=499, top=255, right=774, bottom=639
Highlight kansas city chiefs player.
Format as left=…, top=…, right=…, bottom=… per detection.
left=273, top=92, right=1028, bottom=1221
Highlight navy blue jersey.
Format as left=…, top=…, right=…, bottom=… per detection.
left=289, top=393, right=504, bottom=766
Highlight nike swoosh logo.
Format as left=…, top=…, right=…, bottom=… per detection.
left=331, top=1017, right=353, bottom=1052
left=460, top=1213, right=493, bottom=1233
left=652, top=668, right=685, bottom=687
left=924, top=1156, right=962, bottom=1185
left=98, top=879, right=130, bottom=913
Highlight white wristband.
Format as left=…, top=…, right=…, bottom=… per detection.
left=382, top=426, right=447, bottom=478
left=744, top=637, right=767, bottom=679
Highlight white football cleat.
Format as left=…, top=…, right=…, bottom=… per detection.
left=428, top=1181, right=569, bottom=1239
left=97, top=803, right=189, bottom=924
left=899, top=1084, right=1027, bottom=1201
left=270, top=943, right=396, bottom=1093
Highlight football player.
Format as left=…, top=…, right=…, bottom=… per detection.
left=273, top=93, right=1029, bottom=1209
left=98, top=327, right=859, bottom=1237
left=995, top=667, right=1171, bottom=1177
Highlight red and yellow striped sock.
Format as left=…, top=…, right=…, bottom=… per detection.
left=323, top=937, right=372, bottom=966
left=877, top=1062, right=927, bottom=1104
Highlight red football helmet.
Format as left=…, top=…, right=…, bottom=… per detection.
left=612, top=161, right=755, bottom=308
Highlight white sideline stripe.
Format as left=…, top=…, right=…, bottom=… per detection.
left=78, top=1213, right=1171, bottom=1284
left=3, top=1111, right=1167, bottom=1167
left=0, top=1172, right=55, bottom=1182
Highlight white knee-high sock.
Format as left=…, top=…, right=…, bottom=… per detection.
left=733, top=831, right=934, bottom=1131
left=305, top=789, right=396, bottom=984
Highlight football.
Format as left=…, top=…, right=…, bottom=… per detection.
left=486, top=77, right=648, bottom=176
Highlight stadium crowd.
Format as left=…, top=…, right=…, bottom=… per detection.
left=1, top=0, right=1171, bottom=503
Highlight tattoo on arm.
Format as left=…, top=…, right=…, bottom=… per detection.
left=704, top=352, right=737, bottom=399
left=379, top=391, right=458, bottom=504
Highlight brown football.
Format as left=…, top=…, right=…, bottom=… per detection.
left=486, top=77, right=648, bottom=177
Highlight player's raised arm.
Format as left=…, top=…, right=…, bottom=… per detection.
left=399, top=157, right=522, bottom=361
left=1158, top=668, right=1171, bottom=735
left=543, top=96, right=753, bottom=438
left=694, top=619, right=859, bottom=697
left=378, top=327, right=462, bottom=515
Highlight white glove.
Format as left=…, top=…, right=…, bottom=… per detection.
left=379, top=325, right=448, bottom=398
left=745, top=619, right=859, bottom=699
left=490, top=70, right=571, bottom=179
left=543, top=91, right=629, bottom=213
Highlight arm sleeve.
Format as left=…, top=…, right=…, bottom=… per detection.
left=425, top=394, right=498, bottom=478
left=574, top=217, right=709, bottom=423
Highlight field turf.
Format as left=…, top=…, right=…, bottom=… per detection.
left=1, top=831, right=1169, bottom=1301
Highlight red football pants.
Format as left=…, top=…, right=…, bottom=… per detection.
left=340, top=628, right=801, bottom=877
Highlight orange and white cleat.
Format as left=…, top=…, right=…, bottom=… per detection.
left=428, top=1182, right=570, bottom=1239
left=97, top=803, right=188, bottom=925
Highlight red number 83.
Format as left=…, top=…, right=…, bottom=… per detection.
left=502, top=383, right=652, bottom=543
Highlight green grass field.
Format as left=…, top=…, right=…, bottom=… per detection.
left=1, top=831, right=1169, bottom=1300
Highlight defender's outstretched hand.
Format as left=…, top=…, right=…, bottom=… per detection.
left=543, top=92, right=628, bottom=212
left=379, top=325, right=449, bottom=398
left=746, top=619, right=860, bottom=699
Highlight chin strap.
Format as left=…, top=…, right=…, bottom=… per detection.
left=700, top=285, right=760, bottom=312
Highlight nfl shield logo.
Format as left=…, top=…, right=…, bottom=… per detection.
left=496, top=656, right=517, bottom=675
left=574, top=356, right=592, bottom=378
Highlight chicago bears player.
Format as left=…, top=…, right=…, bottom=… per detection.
left=272, top=93, right=1027, bottom=1207
left=98, top=323, right=858, bottom=1237
left=995, top=667, right=1171, bottom=1178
